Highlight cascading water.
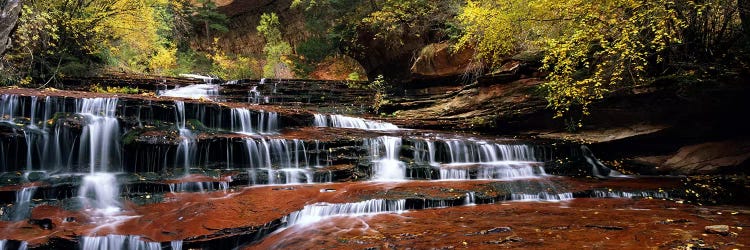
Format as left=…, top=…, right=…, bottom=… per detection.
left=284, top=199, right=406, bottom=226
left=413, top=139, right=546, bottom=180
left=175, top=101, right=196, bottom=175
left=464, top=192, right=476, bottom=206
left=581, top=145, right=624, bottom=178
left=159, top=80, right=219, bottom=99
left=12, top=187, right=36, bottom=220
left=326, top=114, right=399, bottom=130
left=78, top=98, right=121, bottom=173
left=258, top=111, right=278, bottom=134
left=592, top=190, right=669, bottom=199
left=76, top=98, right=123, bottom=215
left=231, top=108, right=254, bottom=134
left=81, top=235, right=161, bottom=250
left=313, top=114, right=328, bottom=127
left=244, top=138, right=318, bottom=185
left=0, top=94, right=19, bottom=122
left=171, top=240, right=183, bottom=250
left=230, top=108, right=278, bottom=134
left=368, top=136, right=406, bottom=181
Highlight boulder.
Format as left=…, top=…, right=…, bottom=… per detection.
left=0, top=0, right=22, bottom=57
left=662, top=140, right=750, bottom=174
left=704, top=224, right=730, bottom=235
left=410, top=43, right=479, bottom=78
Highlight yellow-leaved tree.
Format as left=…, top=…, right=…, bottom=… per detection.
left=457, top=0, right=740, bottom=127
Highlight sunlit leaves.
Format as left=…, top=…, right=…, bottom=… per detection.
left=457, top=0, right=693, bottom=121
left=257, top=13, right=293, bottom=78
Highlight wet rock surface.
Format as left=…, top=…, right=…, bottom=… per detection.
left=0, top=79, right=749, bottom=249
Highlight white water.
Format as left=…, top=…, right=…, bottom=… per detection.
left=439, top=162, right=545, bottom=180
left=0, top=94, right=19, bottom=122
left=285, top=199, right=406, bottom=226
left=414, top=139, right=546, bottom=180
left=230, top=108, right=278, bottom=134
left=511, top=192, right=574, bottom=202
left=368, top=136, right=406, bottom=181
left=13, top=187, right=36, bottom=220
left=313, top=114, right=328, bottom=127
left=169, top=181, right=228, bottom=193
left=327, top=114, right=399, bottom=130
left=77, top=98, right=121, bottom=173
left=581, top=145, right=624, bottom=178
left=159, top=84, right=219, bottom=99
left=244, top=138, right=319, bottom=185
left=175, top=101, right=195, bottom=175
left=81, top=235, right=161, bottom=250
left=464, top=192, right=476, bottom=206
left=171, top=240, right=183, bottom=250
left=78, top=173, right=121, bottom=215
left=592, top=190, right=669, bottom=199
left=76, top=98, right=123, bottom=215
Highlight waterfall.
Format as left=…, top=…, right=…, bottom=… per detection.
left=0, top=94, right=19, bottom=122
left=284, top=199, right=406, bottom=226
left=74, top=98, right=122, bottom=215
left=231, top=108, right=254, bottom=134
left=327, top=115, right=398, bottom=130
left=12, top=187, right=36, bottom=220
left=248, top=86, right=261, bottom=103
left=313, top=114, right=327, bottom=127
left=258, top=111, right=278, bottom=134
left=581, top=146, right=623, bottom=178
left=78, top=173, right=120, bottom=214
left=368, top=136, right=406, bottom=181
left=511, top=192, right=574, bottom=201
left=168, top=181, right=228, bottom=193
left=80, top=235, right=161, bottom=250
left=230, top=108, right=278, bottom=134
left=175, top=101, right=195, bottom=175
left=412, top=139, right=547, bottom=180
left=171, top=240, right=183, bottom=250
left=464, top=192, right=476, bottom=206
left=77, top=98, right=121, bottom=173
left=592, top=190, right=669, bottom=199
left=244, top=138, right=317, bottom=185
left=159, top=84, right=219, bottom=99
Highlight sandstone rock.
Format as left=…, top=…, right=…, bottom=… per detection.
left=535, top=123, right=671, bottom=144
left=662, top=140, right=750, bottom=174
left=0, top=0, right=22, bottom=57
left=410, top=43, right=479, bottom=78
left=705, top=224, right=730, bottom=235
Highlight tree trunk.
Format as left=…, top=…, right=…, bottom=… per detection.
left=0, top=0, right=23, bottom=58
left=204, top=20, right=210, bottom=40
left=741, top=0, right=750, bottom=38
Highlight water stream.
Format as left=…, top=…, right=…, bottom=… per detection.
left=0, top=89, right=715, bottom=249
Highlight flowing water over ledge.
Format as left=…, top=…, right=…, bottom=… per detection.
left=0, top=86, right=748, bottom=249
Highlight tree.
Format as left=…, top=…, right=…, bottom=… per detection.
left=3, top=0, right=188, bottom=83
left=190, top=0, right=228, bottom=40
left=257, top=13, right=292, bottom=78
left=456, top=0, right=745, bottom=124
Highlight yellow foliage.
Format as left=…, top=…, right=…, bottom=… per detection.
left=457, top=0, right=696, bottom=120
left=150, top=46, right=178, bottom=74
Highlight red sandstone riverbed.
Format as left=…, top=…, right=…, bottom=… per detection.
left=0, top=177, right=739, bottom=248
left=248, top=198, right=750, bottom=249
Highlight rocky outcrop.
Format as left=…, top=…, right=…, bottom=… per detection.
left=410, top=43, right=479, bottom=79
left=660, top=140, right=750, bottom=174
left=0, top=0, right=22, bottom=57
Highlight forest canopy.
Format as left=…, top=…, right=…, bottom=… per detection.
left=456, top=0, right=749, bottom=121
left=0, top=0, right=748, bottom=122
